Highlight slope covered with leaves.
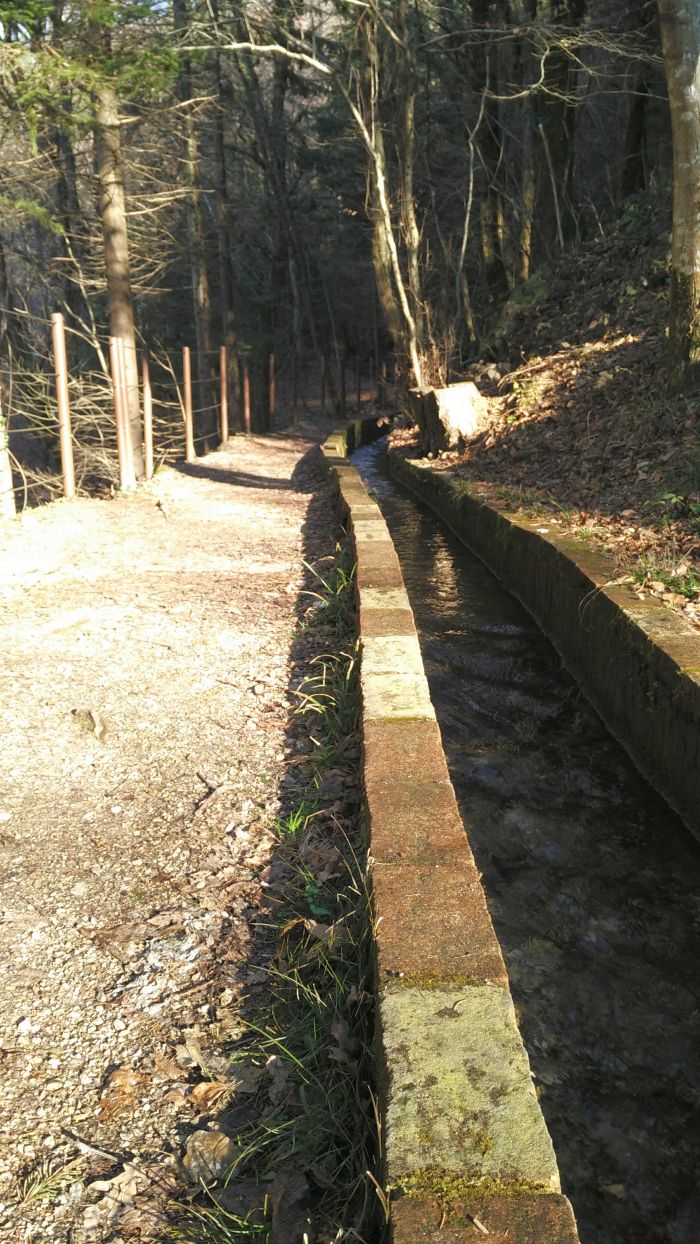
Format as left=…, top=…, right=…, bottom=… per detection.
left=403, top=193, right=700, bottom=628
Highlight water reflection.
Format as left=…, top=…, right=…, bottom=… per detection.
left=353, top=443, right=700, bottom=1244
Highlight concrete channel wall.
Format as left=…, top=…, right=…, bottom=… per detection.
left=321, top=422, right=580, bottom=1244
left=389, top=452, right=700, bottom=843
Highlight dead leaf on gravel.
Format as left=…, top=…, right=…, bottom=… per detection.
left=151, top=1053, right=187, bottom=1082
left=71, top=707, right=106, bottom=738
left=92, top=922, right=153, bottom=963
left=227, top=1062, right=265, bottom=1094
left=147, top=909, right=185, bottom=931
left=189, top=1080, right=230, bottom=1111
left=98, top=1066, right=145, bottom=1119
left=175, top=1028, right=207, bottom=1072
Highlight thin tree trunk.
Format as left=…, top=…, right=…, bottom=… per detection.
left=395, top=0, right=424, bottom=348
left=471, top=0, right=508, bottom=295
left=93, top=79, right=144, bottom=476
left=210, top=4, right=240, bottom=415
left=359, top=10, right=423, bottom=386
left=620, top=65, right=649, bottom=202
left=174, top=0, right=217, bottom=443
left=658, top=0, right=700, bottom=389
left=529, top=0, right=585, bottom=266
left=234, top=21, right=333, bottom=417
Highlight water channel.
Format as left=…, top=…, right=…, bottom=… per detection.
left=352, top=442, right=700, bottom=1244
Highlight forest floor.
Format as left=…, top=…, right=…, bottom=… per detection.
left=0, top=427, right=357, bottom=1243
left=391, top=195, right=700, bottom=631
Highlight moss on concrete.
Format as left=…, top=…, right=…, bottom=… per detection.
left=380, top=987, right=561, bottom=1191
left=394, top=1167, right=553, bottom=1202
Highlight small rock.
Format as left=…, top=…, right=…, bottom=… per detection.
left=182, top=1130, right=241, bottom=1185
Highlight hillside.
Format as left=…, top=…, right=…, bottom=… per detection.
left=393, top=194, right=700, bottom=630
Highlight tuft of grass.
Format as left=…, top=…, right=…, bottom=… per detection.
left=272, top=798, right=319, bottom=842
left=632, top=550, right=699, bottom=601
left=300, top=546, right=357, bottom=631
left=15, top=1157, right=83, bottom=1206
left=170, top=541, right=382, bottom=1244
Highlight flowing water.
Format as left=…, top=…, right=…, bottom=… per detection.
left=352, top=442, right=700, bottom=1244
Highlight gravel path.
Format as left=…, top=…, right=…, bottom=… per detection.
left=0, top=432, right=335, bottom=1241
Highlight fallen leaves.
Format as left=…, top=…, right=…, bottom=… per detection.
left=98, top=1067, right=145, bottom=1120
left=328, top=1017, right=358, bottom=1065
left=269, top=1167, right=309, bottom=1244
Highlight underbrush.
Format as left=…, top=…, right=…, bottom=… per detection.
left=172, top=543, right=382, bottom=1244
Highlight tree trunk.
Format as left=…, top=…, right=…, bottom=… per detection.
left=0, top=402, right=13, bottom=518
left=210, top=2, right=240, bottom=420
left=93, top=80, right=144, bottom=476
left=518, top=0, right=538, bottom=281
left=174, top=0, right=217, bottom=444
left=620, top=66, right=649, bottom=202
left=234, top=10, right=333, bottom=420
left=471, top=0, right=508, bottom=296
left=530, top=1, right=585, bottom=266
left=0, top=248, right=14, bottom=517
left=359, top=9, right=423, bottom=386
left=658, top=0, right=700, bottom=389
left=395, top=0, right=424, bottom=347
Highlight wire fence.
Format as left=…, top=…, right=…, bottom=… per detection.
left=0, top=305, right=385, bottom=513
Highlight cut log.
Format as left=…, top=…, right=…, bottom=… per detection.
left=408, top=381, right=488, bottom=454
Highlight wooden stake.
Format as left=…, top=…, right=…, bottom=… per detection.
left=339, top=350, right=346, bottom=418
left=292, top=353, right=300, bottom=421
left=242, top=355, right=251, bottom=433
left=51, top=312, right=75, bottom=499
left=183, top=345, right=195, bottom=461
left=109, top=336, right=128, bottom=488
left=219, top=345, right=229, bottom=445
left=321, top=356, right=327, bottom=415
left=117, top=338, right=136, bottom=488
left=378, top=359, right=387, bottom=408
left=356, top=353, right=361, bottom=407
left=268, top=352, right=276, bottom=421
left=142, top=346, right=154, bottom=481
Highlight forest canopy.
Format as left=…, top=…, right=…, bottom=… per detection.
left=0, top=1, right=693, bottom=503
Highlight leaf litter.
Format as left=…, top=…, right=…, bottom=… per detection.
left=0, top=432, right=367, bottom=1242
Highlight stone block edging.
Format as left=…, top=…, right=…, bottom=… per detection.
left=321, top=422, right=579, bottom=1244
left=389, top=451, right=700, bottom=842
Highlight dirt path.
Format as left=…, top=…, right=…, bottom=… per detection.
left=0, top=432, right=336, bottom=1241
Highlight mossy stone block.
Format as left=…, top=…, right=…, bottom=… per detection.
left=380, top=986, right=560, bottom=1191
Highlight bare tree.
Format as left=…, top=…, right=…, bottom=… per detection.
left=657, top=0, right=700, bottom=390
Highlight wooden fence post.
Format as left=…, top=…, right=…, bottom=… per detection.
left=109, top=336, right=129, bottom=489
left=117, top=338, right=136, bottom=487
left=378, top=359, right=387, bottom=407
left=321, top=356, right=327, bottom=416
left=292, top=353, right=299, bottom=423
left=242, top=355, right=251, bottom=433
left=268, top=352, right=276, bottom=422
left=219, top=345, right=229, bottom=445
left=339, top=350, right=346, bottom=418
left=51, top=312, right=75, bottom=499
left=183, top=345, right=195, bottom=461
left=142, top=346, right=154, bottom=481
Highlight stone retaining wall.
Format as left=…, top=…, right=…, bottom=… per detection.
left=389, top=451, right=700, bottom=842
left=321, top=424, right=580, bottom=1243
